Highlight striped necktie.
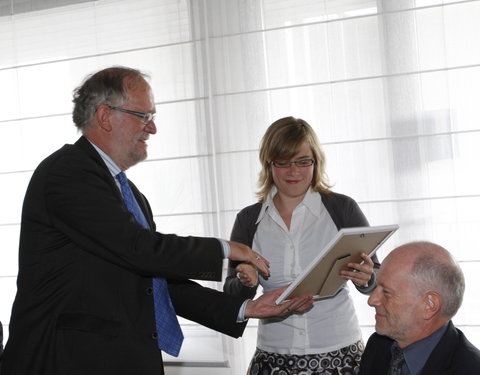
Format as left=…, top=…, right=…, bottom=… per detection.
left=116, top=171, right=184, bottom=357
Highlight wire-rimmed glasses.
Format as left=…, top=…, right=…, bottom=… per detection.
left=107, top=105, right=155, bottom=125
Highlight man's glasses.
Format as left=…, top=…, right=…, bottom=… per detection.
left=107, top=105, right=155, bottom=125
left=271, top=159, right=315, bottom=168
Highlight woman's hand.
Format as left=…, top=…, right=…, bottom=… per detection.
left=340, top=252, right=374, bottom=287
left=235, top=263, right=258, bottom=287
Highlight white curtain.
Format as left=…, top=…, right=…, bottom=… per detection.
left=1, top=0, right=480, bottom=373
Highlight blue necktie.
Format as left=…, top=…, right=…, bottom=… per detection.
left=116, top=172, right=184, bottom=357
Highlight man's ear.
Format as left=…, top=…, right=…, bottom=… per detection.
left=423, top=291, right=441, bottom=320
left=95, top=104, right=113, bottom=132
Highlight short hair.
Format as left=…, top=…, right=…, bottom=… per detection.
left=256, top=116, right=331, bottom=202
left=409, top=242, right=465, bottom=319
left=72, top=66, right=149, bottom=132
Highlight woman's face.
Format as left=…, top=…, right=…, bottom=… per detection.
left=271, top=141, right=314, bottom=200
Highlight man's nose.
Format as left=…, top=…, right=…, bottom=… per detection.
left=145, top=120, right=157, bottom=134
left=367, top=287, right=380, bottom=307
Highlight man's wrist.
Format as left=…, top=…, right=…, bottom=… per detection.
left=219, top=239, right=230, bottom=258
left=237, top=299, right=250, bottom=322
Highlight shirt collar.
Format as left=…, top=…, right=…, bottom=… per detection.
left=256, top=186, right=320, bottom=224
left=400, top=323, right=449, bottom=375
left=87, top=139, right=122, bottom=178
left=302, top=187, right=322, bottom=217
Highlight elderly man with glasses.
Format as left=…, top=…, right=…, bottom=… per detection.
left=2, top=67, right=313, bottom=375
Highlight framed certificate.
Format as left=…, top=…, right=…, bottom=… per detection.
left=275, top=224, right=399, bottom=304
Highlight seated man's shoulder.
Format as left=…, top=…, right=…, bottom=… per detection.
left=358, top=333, right=393, bottom=375
left=365, top=332, right=394, bottom=348
left=454, top=328, right=480, bottom=363
left=436, top=325, right=480, bottom=374
left=362, top=333, right=394, bottom=361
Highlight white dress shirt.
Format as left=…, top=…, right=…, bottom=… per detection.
left=254, top=187, right=362, bottom=355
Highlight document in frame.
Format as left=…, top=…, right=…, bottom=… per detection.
left=275, top=224, right=399, bottom=305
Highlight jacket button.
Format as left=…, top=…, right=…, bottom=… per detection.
left=146, top=287, right=153, bottom=295
left=151, top=331, right=158, bottom=339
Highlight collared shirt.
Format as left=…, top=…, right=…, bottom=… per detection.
left=89, top=141, right=121, bottom=179
left=254, top=187, right=362, bottom=355
left=396, top=323, right=449, bottom=375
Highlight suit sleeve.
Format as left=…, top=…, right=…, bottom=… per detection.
left=169, top=279, right=248, bottom=338
left=40, top=148, right=224, bottom=281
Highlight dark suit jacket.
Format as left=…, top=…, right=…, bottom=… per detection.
left=359, top=321, right=480, bottom=374
left=2, top=136, right=247, bottom=375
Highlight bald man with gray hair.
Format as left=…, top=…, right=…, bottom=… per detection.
left=359, top=241, right=480, bottom=375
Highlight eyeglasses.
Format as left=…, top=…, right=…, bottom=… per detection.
left=271, top=159, right=315, bottom=168
left=107, top=105, right=155, bottom=125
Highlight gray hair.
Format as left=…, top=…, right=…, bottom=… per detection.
left=409, top=242, right=465, bottom=319
left=72, top=66, right=149, bottom=131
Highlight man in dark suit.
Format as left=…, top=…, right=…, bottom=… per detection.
left=359, top=241, right=480, bottom=374
left=2, top=67, right=312, bottom=375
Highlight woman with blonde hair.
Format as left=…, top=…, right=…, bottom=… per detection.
left=224, top=116, right=379, bottom=374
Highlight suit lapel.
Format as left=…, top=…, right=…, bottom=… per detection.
left=361, top=333, right=393, bottom=374
left=75, top=136, right=121, bottom=194
left=129, top=180, right=155, bottom=230
left=75, top=136, right=155, bottom=230
left=75, top=136, right=141, bottom=207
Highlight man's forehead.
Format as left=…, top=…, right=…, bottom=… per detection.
left=124, top=82, right=154, bottom=105
left=123, top=77, right=152, bottom=97
left=378, top=256, right=403, bottom=283
left=378, top=254, right=418, bottom=292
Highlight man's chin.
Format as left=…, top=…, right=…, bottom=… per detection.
left=135, top=148, right=148, bottom=160
left=374, top=323, right=389, bottom=337
left=126, top=152, right=147, bottom=168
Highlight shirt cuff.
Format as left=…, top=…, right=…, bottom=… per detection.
left=218, top=239, right=230, bottom=258
left=237, top=299, right=250, bottom=323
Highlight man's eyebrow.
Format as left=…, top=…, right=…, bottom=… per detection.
left=376, top=279, right=390, bottom=290
left=381, top=282, right=396, bottom=293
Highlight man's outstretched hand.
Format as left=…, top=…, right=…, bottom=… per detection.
left=244, top=286, right=313, bottom=319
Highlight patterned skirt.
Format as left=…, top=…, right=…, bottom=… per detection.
left=247, top=340, right=364, bottom=375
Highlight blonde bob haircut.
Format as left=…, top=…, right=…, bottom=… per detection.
left=256, top=116, right=331, bottom=202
